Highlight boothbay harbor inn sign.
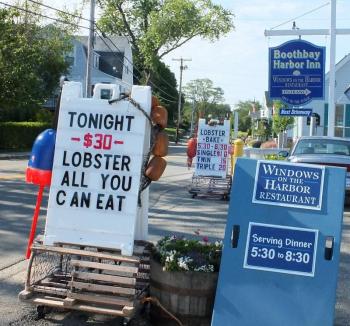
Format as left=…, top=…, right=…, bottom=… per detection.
left=269, top=39, right=325, bottom=105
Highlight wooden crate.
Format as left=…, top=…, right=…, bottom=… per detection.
left=19, top=238, right=151, bottom=319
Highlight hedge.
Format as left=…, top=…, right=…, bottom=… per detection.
left=0, top=122, right=51, bottom=150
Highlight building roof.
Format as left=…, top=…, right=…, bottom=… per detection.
left=77, top=35, right=130, bottom=53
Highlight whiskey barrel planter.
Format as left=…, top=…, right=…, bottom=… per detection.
left=150, top=259, right=218, bottom=326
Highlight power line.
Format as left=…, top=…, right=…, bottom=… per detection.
left=95, top=30, right=176, bottom=103
left=0, top=1, right=89, bottom=30
left=270, top=2, right=330, bottom=30
left=26, top=0, right=179, bottom=100
left=26, top=0, right=90, bottom=23
left=94, top=29, right=138, bottom=85
left=96, top=29, right=178, bottom=101
left=95, top=31, right=176, bottom=102
left=1, top=0, right=179, bottom=103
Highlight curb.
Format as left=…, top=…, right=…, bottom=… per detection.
left=0, top=153, right=30, bottom=160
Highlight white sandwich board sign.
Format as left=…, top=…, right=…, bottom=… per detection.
left=43, top=82, right=151, bottom=255
left=195, top=118, right=230, bottom=178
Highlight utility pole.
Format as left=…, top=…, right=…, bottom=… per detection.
left=190, top=98, right=195, bottom=136
left=264, top=0, right=350, bottom=137
left=85, top=0, right=95, bottom=98
left=172, top=57, right=191, bottom=144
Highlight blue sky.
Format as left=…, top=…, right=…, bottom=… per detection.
left=162, top=0, right=350, bottom=107
left=8, top=0, right=350, bottom=108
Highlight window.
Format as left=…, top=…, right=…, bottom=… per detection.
left=294, top=138, right=350, bottom=155
left=100, top=89, right=112, bottom=100
left=93, top=53, right=100, bottom=68
left=65, top=46, right=75, bottom=66
left=324, top=104, right=350, bottom=138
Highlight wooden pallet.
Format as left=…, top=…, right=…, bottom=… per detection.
left=19, top=239, right=151, bottom=319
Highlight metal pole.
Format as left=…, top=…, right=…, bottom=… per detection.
left=176, top=58, right=183, bottom=143
left=190, top=99, right=195, bottom=136
left=173, top=58, right=191, bottom=144
left=328, top=0, right=337, bottom=137
left=234, top=110, right=239, bottom=139
left=85, top=0, right=95, bottom=98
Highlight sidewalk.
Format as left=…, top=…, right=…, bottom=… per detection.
left=0, top=151, right=30, bottom=160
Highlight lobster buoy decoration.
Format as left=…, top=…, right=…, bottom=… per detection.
left=152, top=131, right=169, bottom=157
left=144, top=96, right=169, bottom=182
left=145, top=156, right=167, bottom=181
left=186, top=137, right=197, bottom=168
left=151, top=95, right=160, bottom=108
left=26, top=129, right=56, bottom=187
left=151, top=105, right=168, bottom=129
left=25, top=129, right=56, bottom=259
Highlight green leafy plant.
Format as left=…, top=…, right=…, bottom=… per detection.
left=153, top=235, right=222, bottom=272
left=264, top=154, right=286, bottom=161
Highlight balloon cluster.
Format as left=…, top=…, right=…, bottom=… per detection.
left=144, top=96, right=169, bottom=181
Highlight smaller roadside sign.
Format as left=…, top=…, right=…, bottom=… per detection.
left=252, top=160, right=324, bottom=210
left=279, top=108, right=312, bottom=117
left=244, top=222, right=318, bottom=277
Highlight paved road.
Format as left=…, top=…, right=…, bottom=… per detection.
left=0, top=146, right=349, bottom=325
left=0, top=145, right=229, bottom=325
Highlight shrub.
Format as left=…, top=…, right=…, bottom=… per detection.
left=153, top=235, right=222, bottom=272
left=264, top=154, right=286, bottom=161
left=0, top=122, right=51, bottom=150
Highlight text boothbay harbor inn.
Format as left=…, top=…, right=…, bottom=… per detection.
left=253, top=161, right=325, bottom=210
left=269, top=39, right=325, bottom=106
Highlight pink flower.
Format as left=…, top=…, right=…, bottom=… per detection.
left=203, top=236, right=209, bottom=243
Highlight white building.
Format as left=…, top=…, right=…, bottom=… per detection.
left=293, top=54, right=350, bottom=138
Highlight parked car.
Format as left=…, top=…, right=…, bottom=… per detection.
left=280, top=136, right=350, bottom=204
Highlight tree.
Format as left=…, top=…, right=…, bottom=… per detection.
left=0, top=4, right=73, bottom=121
left=272, top=101, right=294, bottom=135
left=150, top=59, right=179, bottom=124
left=234, top=100, right=262, bottom=134
left=183, top=78, right=225, bottom=118
left=98, top=0, right=234, bottom=82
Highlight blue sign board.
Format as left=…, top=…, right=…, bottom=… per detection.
left=269, top=39, right=325, bottom=105
left=253, top=160, right=325, bottom=210
left=211, top=158, right=346, bottom=326
left=244, top=223, right=318, bottom=277
left=279, top=107, right=312, bottom=117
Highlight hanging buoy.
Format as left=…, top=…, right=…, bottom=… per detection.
left=152, top=95, right=160, bottom=108
left=152, top=131, right=169, bottom=157
left=145, top=156, right=167, bottom=181
left=187, top=137, right=197, bottom=159
left=151, top=105, right=168, bottom=129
